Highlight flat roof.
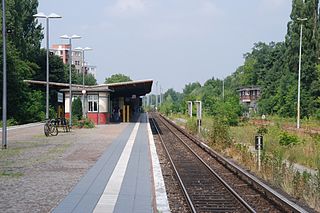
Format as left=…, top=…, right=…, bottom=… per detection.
left=106, top=79, right=153, bottom=97
left=24, top=79, right=153, bottom=97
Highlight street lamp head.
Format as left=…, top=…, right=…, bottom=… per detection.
left=48, top=13, right=62, bottom=19
left=297, top=17, right=307, bottom=21
left=60, top=34, right=70, bottom=39
left=33, top=12, right=47, bottom=18
left=71, top=34, right=81, bottom=39
left=60, top=34, right=81, bottom=40
left=75, top=47, right=93, bottom=51
left=34, top=12, right=62, bottom=19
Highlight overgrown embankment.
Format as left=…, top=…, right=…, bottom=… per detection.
left=171, top=114, right=320, bottom=211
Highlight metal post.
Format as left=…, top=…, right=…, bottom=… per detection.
left=2, top=0, right=7, bottom=149
left=155, top=81, right=158, bottom=110
left=297, top=23, right=303, bottom=129
left=195, top=101, right=202, bottom=134
left=34, top=13, right=61, bottom=119
left=69, top=38, right=72, bottom=127
left=82, top=49, right=85, bottom=118
left=160, top=86, right=162, bottom=105
left=187, top=101, right=192, bottom=118
left=257, top=136, right=261, bottom=171
left=46, top=17, right=49, bottom=119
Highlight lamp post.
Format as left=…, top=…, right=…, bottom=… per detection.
left=60, top=34, right=81, bottom=127
left=74, top=47, right=92, bottom=118
left=297, top=17, right=307, bottom=129
left=33, top=12, right=62, bottom=120
left=155, top=81, right=158, bottom=110
left=2, top=0, right=7, bottom=149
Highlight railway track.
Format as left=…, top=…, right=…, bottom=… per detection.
left=149, top=112, right=312, bottom=213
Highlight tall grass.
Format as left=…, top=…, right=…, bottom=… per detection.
left=180, top=114, right=320, bottom=211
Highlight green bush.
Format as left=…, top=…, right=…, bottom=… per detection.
left=279, top=132, right=299, bottom=146
left=186, top=117, right=198, bottom=134
left=0, top=118, right=18, bottom=127
left=208, top=117, right=231, bottom=146
left=83, top=118, right=95, bottom=128
left=72, top=97, right=83, bottom=120
left=257, top=126, right=268, bottom=135
left=73, top=118, right=95, bottom=128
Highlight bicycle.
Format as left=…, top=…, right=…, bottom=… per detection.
left=44, top=119, right=59, bottom=137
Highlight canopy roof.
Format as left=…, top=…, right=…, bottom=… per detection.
left=103, top=79, right=153, bottom=97
left=24, top=79, right=153, bottom=97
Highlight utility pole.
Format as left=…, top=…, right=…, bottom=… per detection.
left=296, top=17, right=307, bottom=129
left=2, top=0, right=7, bottom=149
left=156, top=81, right=158, bottom=110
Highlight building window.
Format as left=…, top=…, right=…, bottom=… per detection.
left=88, top=95, right=98, bottom=112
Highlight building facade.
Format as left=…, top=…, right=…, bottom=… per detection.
left=61, top=80, right=153, bottom=124
left=51, top=44, right=94, bottom=75
left=238, top=86, right=261, bottom=112
left=62, top=86, right=112, bottom=125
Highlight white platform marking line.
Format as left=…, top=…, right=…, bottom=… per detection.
left=147, top=114, right=171, bottom=213
left=93, top=122, right=140, bottom=213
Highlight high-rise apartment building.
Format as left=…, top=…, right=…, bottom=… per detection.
left=51, top=44, right=96, bottom=75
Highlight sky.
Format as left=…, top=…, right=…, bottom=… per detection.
left=37, top=0, right=292, bottom=92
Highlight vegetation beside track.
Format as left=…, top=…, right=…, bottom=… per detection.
left=165, top=113, right=320, bottom=211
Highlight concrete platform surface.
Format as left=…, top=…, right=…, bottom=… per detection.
left=53, top=113, right=170, bottom=213
left=0, top=121, right=130, bottom=213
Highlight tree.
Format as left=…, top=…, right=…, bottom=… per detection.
left=105, top=74, right=132, bottom=84
left=33, top=48, right=68, bottom=83
left=84, top=73, right=97, bottom=85
left=183, top=82, right=201, bottom=95
left=72, top=70, right=97, bottom=86
left=72, top=97, right=82, bottom=120
left=0, top=0, right=44, bottom=123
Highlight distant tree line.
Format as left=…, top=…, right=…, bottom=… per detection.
left=159, top=0, right=320, bottom=122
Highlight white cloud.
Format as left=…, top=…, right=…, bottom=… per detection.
left=105, top=0, right=148, bottom=17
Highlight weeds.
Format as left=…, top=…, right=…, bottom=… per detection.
left=179, top=113, right=320, bottom=211
left=279, top=132, right=299, bottom=146
left=73, top=118, right=95, bottom=128
left=0, top=170, right=23, bottom=178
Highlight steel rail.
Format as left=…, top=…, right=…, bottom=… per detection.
left=160, top=114, right=310, bottom=213
left=155, top=114, right=256, bottom=213
left=149, top=116, right=197, bottom=213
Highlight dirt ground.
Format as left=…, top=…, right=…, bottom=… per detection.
left=0, top=123, right=128, bottom=213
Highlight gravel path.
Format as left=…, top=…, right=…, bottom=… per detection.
left=0, top=123, right=128, bottom=213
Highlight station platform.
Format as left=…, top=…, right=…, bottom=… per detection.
left=52, top=113, right=170, bottom=213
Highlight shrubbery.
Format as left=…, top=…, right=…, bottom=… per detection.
left=73, top=118, right=95, bottom=128
left=207, top=117, right=231, bottom=147
left=279, top=132, right=299, bottom=146
left=72, top=97, right=83, bottom=120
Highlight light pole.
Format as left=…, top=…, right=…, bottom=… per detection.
left=74, top=47, right=92, bottom=118
left=155, top=81, right=158, bottom=110
left=60, top=34, right=81, bottom=127
left=297, top=17, right=307, bottom=129
left=160, top=85, right=162, bottom=105
left=2, top=0, right=7, bottom=149
left=33, top=12, right=62, bottom=120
